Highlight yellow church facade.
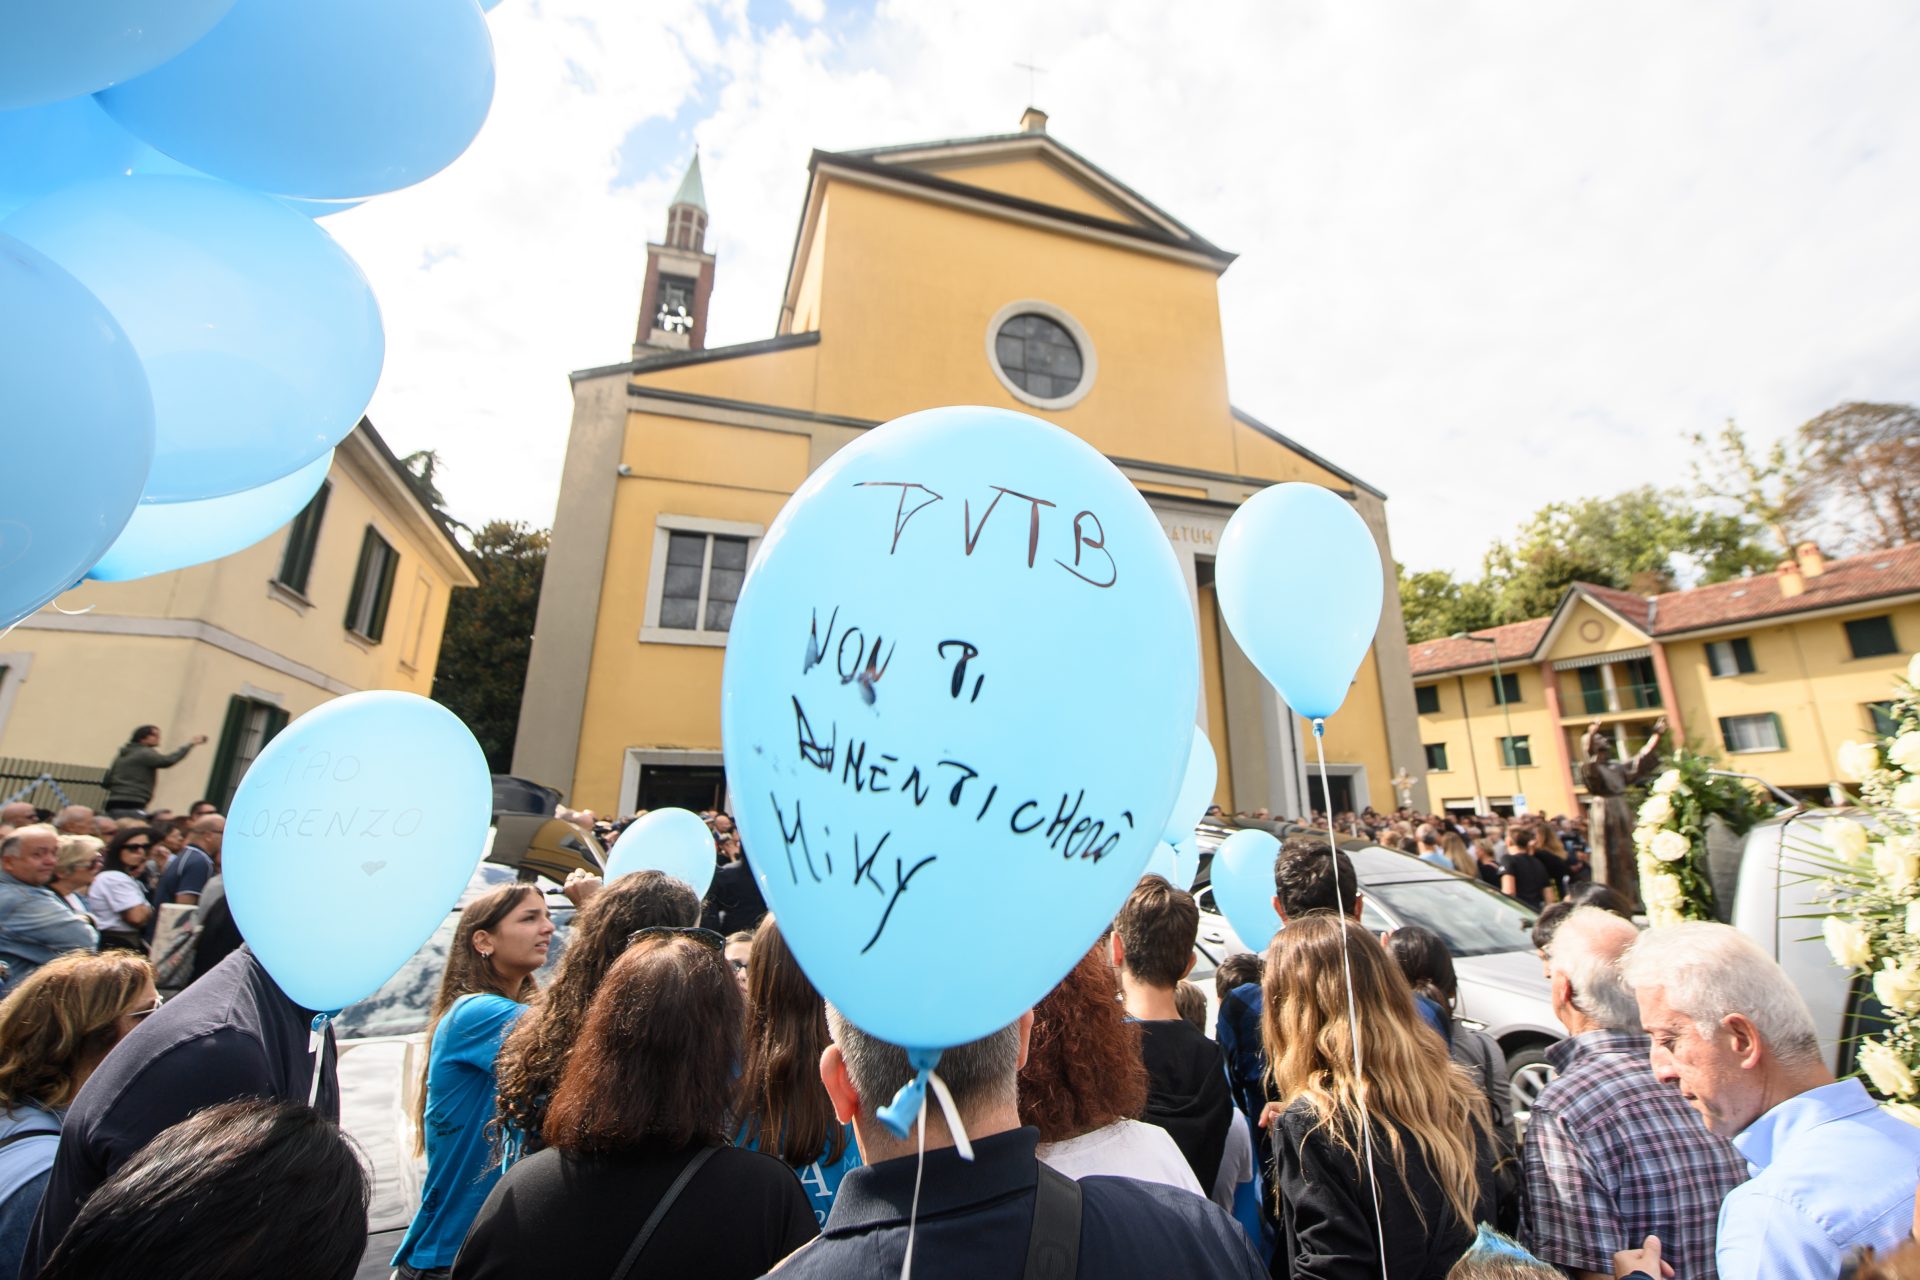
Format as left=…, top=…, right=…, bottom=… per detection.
left=1408, top=543, right=1920, bottom=816
left=516, top=112, right=1424, bottom=820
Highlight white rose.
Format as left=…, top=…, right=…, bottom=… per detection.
left=1909, top=651, right=1920, bottom=689
left=1892, top=733, right=1920, bottom=774
left=1887, top=1101, right=1920, bottom=1129
left=1639, top=794, right=1675, bottom=827
left=1874, top=960, right=1920, bottom=1014
left=1895, top=779, right=1920, bottom=814
left=1840, top=740, right=1885, bottom=783
left=1825, top=915, right=1875, bottom=968
left=1907, top=899, right=1920, bottom=937
left=1646, top=903, right=1684, bottom=929
left=1860, top=1040, right=1919, bottom=1099
left=1876, top=839, right=1920, bottom=893
left=1651, top=769, right=1682, bottom=796
left=1651, top=830, right=1693, bottom=863
left=1644, top=871, right=1684, bottom=910
left=1828, top=818, right=1872, bottom=862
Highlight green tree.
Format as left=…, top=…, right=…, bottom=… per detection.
left=1398, top=564, right=1497, bottom=643
left=1686, top=419, right=1807, bottom=556
left=431, top=521, right=548, bottom=772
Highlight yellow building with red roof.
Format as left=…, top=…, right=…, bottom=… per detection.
left=1408, top=542, right=1920, bottom=815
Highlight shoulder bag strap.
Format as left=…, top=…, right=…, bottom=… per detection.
left=1022, top=1161, right=1083, bottom=1280
left=610, top=1144, right=719, bottom=1280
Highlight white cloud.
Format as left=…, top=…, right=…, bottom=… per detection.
left=331, top=0, right=1920, bottom=577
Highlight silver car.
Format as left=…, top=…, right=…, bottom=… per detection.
left=1189, top=835, right=1564, bottom=1121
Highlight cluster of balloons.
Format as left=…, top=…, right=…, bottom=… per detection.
left=0, top=0, right=505, bottom=627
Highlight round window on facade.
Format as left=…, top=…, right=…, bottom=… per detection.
left=986, top=302, right=1096, bottom=409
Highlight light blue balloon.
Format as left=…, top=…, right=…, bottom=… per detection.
left=0, top=98, right=144, bottom=217
left=3, top=176, right=383, bottom=503
left=603, top=807, right=716, bottom=900
left=721, top=406, right=1198, bottom=1050
left=127, top=142, right=364, bottom=219
left=87, top=450, right=331, bottom=582
left=1215, top=483, right=1384, bottom=720
left=224, top=691, right=492, bottom=1012
left=1161, top=728, right=1217, bottom=845
left=0, top=233, right=153, bottom=628
left=1211, top=827, right=1281, bottom=950
left=0, top=0, right=239, bottom=110
left=98, top=0, right=495, bottom=200
left=1143, top=836, right=1200, bottom=892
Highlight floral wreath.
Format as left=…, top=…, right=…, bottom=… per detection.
left=1816, top=654, right=1920, bottom=1111
left=1633, top=749, right=1764, bottom=927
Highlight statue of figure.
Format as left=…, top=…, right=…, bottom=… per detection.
left=1581, top=716, right=1667, bottom=906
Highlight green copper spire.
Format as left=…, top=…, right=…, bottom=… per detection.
left=670, top=151, right=706, bottom=212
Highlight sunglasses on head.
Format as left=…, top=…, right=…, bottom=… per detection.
left=129, top=994, right=163, bottom=1021
left=625, top=925, right=726, bottom=952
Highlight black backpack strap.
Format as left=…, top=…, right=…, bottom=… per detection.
left=611, top=1144, right=718, bottom=1280
left=1023, top=1162, right=1082, bottom=1280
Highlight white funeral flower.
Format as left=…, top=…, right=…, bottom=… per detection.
left=1892, top=733, right=1920, bottom=775
left=1646, top=903, right=1684, bottom=929
left=1828, top=818, right=1872, bottom=862
left=1876, top=837, right=1920, bottom=893
left=1651, top=830, right=1693, bottom=863
left=1825, top=915, right=1875, bottom=968
left=1860, top=1040, right=1919, bottom=1099
left=1644, top=871, right=1685, bottom=911
left=1839, top=740, right=1884, bottom=784
left=1909, top=651, right=1920, bottom=689
left=1908, top=898, right=1920, bottom=938
left=1875, top=960, right=1920, bottom=1015
left=1895, top=779, right=1920, bottom=814
left=1651, top=769, right=1683, bottom=795
left=1639, top=793, right=1675, bottom=828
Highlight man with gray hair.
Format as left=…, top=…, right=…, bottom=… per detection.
left=0, top=824, right=98, bottom=993
left=775, top=1008, right=1265, bottom=1279
left=52, top=805, right=94, bottom=837
left=1521, top=909, right=1746, bottom=1279
left=1619, top=920, right=1920, bottom=1280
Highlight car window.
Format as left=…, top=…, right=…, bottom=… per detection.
left=334, top=895, right=576, bottom=1040
left=1363, top=878, right=1536, bottom=957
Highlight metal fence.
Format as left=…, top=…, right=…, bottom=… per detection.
left=0, top=758, right=109, bottom=814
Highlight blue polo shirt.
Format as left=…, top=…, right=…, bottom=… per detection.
left=1719, top=1078, right=1920, bottom=1280
left=770, top=1127, right=1265, bottom=1280
left=393, top=993, right=527, bottom=1270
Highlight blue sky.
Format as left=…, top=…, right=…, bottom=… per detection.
left=326, top=0, right=1920, bottom=577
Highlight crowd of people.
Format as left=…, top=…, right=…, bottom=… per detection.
left=0, top=745, right=1917, bottom=1278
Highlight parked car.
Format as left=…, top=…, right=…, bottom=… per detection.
left=339, top=802, right=602, bottom=1280
left=1188, top=826, right=1563, bottom=1123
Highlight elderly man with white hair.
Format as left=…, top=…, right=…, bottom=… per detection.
left=1521, top=909, right=1747, bottom=1280
left=1620, top=920, right=1920, bottom=1280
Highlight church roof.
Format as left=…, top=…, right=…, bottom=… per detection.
left=670, top=153, right=706, bottom=212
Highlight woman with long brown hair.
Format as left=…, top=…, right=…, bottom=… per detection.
left=455, top=932, right=816, bottom=1279
left=1018, top=943, right=1200, bottom=1194
left=1262, top=914, right=1495, bottom=1279
left=0, top=950, right=155, bottom=1280
left=390, top=885, right=552, bottom=1280
left=492, top=870, right=700, bottom=1157
left=1439, top=832, right=1477, bottom=880
left=737, top=917, right=861, bottom=1224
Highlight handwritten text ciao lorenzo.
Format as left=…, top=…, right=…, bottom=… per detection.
left=239, top=750, right=424, bottom=840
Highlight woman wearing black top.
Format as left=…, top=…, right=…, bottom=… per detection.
left=1260, top=915, right=1496, bottom=1280
left=454, top=929, right=816, bottom=1279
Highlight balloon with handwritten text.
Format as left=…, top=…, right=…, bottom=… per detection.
left=722, top=406, right=1199, bottom=1049
left=223, top=691, right=491, bottom=1011
left=1215, top=482, right=1383, bottom=720
left=603, top=807, right=716, bottom=900
left=1211, top=827, right=1282, bottom=950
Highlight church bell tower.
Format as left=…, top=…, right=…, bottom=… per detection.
left=633, top=153, right=715, bottom=358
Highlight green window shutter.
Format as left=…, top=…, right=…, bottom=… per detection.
left=1769, top=712, right=1786, bottom=750
left=368, top=544, right=397, bottom=642
left=1717, top=717, right=1733, bottom=749
left=345, top=530, right=375, bottom=632
left=1578, top=667, right=1606, bottom=714
left=276, top=482, right=330, bottom=594
left=263, top=704, right=291, bottom=748
left=205, top=697, right=250, bottom=812
left=1732, top=637, right=1755, bottom=674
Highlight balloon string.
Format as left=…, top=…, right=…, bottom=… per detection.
left=307, top=1012, right=336, bottom=1109
left=900, top=1097, right=926, bottom=1280
left=1313, top=718, right=1388, bottom=1280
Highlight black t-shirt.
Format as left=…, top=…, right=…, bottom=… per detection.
left=1496, top=851, right=1550, bottom=908
left=1476, top=862, right=1502, bottom=890
left=23, top=946, right=338, bottom=1273
left=1136, top=1018, right=1234, bottom=1192
left=453, top=1141, right=816, bottom=1280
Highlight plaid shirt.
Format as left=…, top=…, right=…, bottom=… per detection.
left=1521, top=1029, right=1748, bottom=1279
